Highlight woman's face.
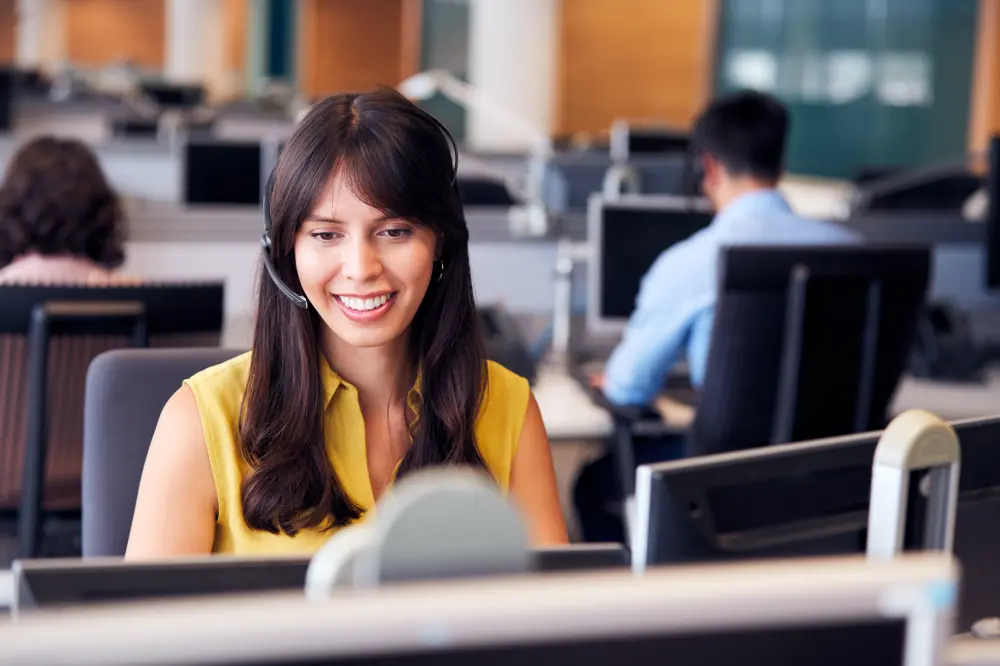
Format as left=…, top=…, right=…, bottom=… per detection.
left=294, top=173, right=437, bottom=350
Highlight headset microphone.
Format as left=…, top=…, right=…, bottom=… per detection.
left=260, top=169, right=309, bottom=309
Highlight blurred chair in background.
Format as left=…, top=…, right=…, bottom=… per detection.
left=0, top=283, right=225, bottom=563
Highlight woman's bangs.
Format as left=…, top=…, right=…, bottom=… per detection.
left=335, top=128, right=452, bottom=230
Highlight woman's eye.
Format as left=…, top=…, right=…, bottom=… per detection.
left=380, top=227, right=412, bottom=239
left=311, top=232, right=338, bottom=242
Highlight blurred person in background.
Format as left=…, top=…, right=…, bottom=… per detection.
left=0, top=136, right=129, bottom=284
left=577, top=90, right=861, bottom=543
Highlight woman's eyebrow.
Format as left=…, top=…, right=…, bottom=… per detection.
left=303, top=215, right=394, bottom=224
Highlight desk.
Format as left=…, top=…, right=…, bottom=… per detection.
left=533, top=368, right=613, bottom=441
left=533, top=365, right=1000, bottom=444
left=892, top=375, right=1000, bottom=421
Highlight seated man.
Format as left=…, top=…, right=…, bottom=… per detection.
left=601, top=90, right=861, bottom=407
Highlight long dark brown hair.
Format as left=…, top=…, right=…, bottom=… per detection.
left=0, top=136, right=125, bottom=268
left=239, top=89, right=489, bottom=535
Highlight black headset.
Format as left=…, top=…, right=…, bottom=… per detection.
left=260, top=168, right=309, bottom=309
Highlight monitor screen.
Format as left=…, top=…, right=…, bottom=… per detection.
left=141, top=82, right=205, bottom=109
left=0, top=67, right=13, bottom=132
left=628, top=131, right=689, bottom=157
left=184, top=141, right=262, bottom=205
left=986, top=136, right=1000, bottom=288
left=635, top=434, right=881, bottom=568
left=283, top=620, right=906, bottom=666
left=0, top=555, right=952, bottom=666
left=598, top=203, right=712, bottom=321
left=14, top=545, right=629, bottom=612
left=14, top=557, right=309, bottom=611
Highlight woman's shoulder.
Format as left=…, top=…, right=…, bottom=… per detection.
left=479, top=361, right=531, bottom=428
left=475, top=361, right=532, bottom=489
left=183, top=351, right=253, bottom=414
left=483, top=360, right=529, bottom=401
left=186, top=351, right=253, bottom=387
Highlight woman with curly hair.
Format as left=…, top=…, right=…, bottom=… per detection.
left=0, top=136, right=128, bottom=284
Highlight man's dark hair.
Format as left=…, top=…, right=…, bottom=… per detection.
left=690, top=90, right=789, bottom=182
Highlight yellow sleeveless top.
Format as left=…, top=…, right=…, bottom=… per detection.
left=183, top=352, right=530, bottom=555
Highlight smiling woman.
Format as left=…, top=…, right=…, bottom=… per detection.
left=124, top=89, right=568, bottom=558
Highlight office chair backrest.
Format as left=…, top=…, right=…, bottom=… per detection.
left=0, top=283, right=223, bottom=534
left=82, top=347, right=243, bottom=556
left=691, top=246, right=930, bottom=456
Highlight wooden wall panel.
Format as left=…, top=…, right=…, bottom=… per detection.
left=299, top=0, right=405, bottom=99
left=65, top=0, right=166, bottom=69
left=223, top=0, right=248, bottom=78
left=399, top=0, right=423, bottom=82
left=0, top=0, right=15, bottom=64
left=557, top=0, right=719, bottom=136
left=970, top=0, right=1000, bottom=162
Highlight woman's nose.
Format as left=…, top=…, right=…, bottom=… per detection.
left=341, top=238, right=383, bottom=282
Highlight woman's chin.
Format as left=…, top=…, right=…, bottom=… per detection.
left=318, top=311, right=409, bottom=350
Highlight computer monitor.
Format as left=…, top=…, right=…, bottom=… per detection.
left=531, top=543, right=629, bottom=571
left=903, top=416, right=1000, bottom=632
left=140, top=82, right=205, bottom=109
left=985, top=136, right=1000, bottom=288
left=0, top=554, right=956, bottom=666
left=543, top=152, right=615, bottom=212
left=634, top=416, right=1000, bottom=633
left=610, top=121, right=690, bottom=161
left=12, top=544, right=629, bottom=612
left=587, top=195, right=713, bottom=336
left=108, top=116, right=159, bottom=139
left=630, top=155, right=691, bottom=196
left=633, top=430, right=882, bottom=570
left=0, top=67, right=13, bottom=133
left=457, top=175, right=519, bottom=207
left=183, top=140, right=263, bottom=205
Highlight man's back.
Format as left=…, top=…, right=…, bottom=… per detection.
left=602, top=189, right=861, bottom=406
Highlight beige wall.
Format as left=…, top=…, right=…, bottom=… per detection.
left=65, top=0, right=166, bottom=69
left=557, top=0, right=718, bottom=137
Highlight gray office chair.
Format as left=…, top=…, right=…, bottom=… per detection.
left=691, top=245, right=931, bottom=456
left=81, top=347, right=243, bottom=557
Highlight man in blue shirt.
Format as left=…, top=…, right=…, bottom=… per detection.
left=601, top=90, right=861, bottom=407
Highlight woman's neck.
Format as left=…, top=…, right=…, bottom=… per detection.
left=322, top=332, right=414, bottom=408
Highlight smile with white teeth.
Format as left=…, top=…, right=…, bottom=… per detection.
left=337, top=293, right=392, bottom=312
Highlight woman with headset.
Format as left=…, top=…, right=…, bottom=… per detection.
left=126, top=89, right=568, bottom=556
